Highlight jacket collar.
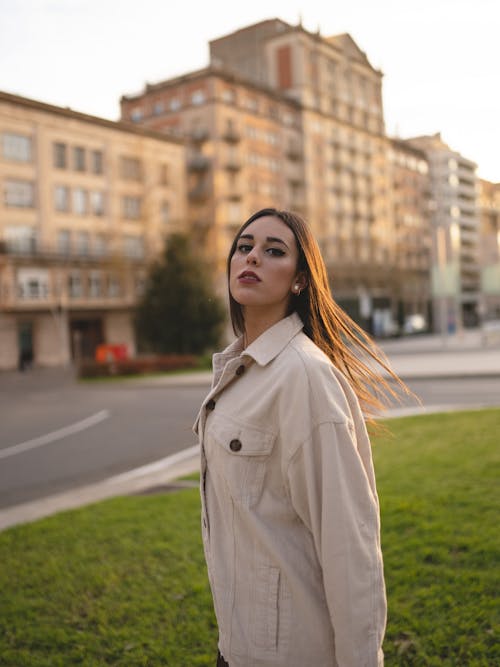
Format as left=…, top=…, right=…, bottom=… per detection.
left=213, top=312, right=304, bottom=377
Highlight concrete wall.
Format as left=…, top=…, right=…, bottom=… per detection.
left=0, top=314, right=18, bottom=370
left=36, top=312, right=71, bottom=367
left=104, top=311, right=136, bottom=357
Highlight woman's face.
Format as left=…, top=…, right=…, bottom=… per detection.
left=229, top=215, right=303, bottom=320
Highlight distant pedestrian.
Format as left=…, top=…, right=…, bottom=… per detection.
left=194, top=208, right=407, bottom=666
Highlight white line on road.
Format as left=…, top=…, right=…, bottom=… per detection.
left=0, top=410, right=110, bottom=460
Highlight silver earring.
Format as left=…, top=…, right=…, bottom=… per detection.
left=293, top=284, right=301, bottom=294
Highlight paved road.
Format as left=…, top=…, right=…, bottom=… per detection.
left=0, top=371, right=206, bottom=509
left=1, top=367, right=498, bottom=511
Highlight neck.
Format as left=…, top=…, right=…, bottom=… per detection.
left=243, top=306, right=289, bottom=347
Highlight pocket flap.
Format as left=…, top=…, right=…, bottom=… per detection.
left=207, top=414, right=275, bottom=456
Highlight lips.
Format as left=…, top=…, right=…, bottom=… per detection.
left=238, top=270, right=261, bottom=282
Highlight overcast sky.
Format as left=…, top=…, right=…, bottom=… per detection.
left=1, top=0, right=499, bottom=181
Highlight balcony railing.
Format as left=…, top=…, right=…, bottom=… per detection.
left=222, top=127, right=241, bottom=143
left=188, top=183, right=210, bottom=202
left=0, top=241, right=149, bottom=265
left=286, top=142, right=303, bottom=161
left=191, top=127, right=209, bottom=143
left=0, top=283, right=138, bottom=310
left=188, top=154, right=211, bottom=172
left=224, top=158, right=241, bottom=172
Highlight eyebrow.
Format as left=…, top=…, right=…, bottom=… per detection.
left=239, top=233, right=289, bottom=248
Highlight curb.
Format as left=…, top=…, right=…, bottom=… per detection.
left=2, top=403, right=499, bottom=532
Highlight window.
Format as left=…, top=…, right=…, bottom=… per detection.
left=57, top=230, right=71, bottom=255
left=91, top=150, right=104, bottom=174
left=191, top=90, right=205, bottom=105
left=17, top=268, right=49, bottom=300
left=2, top=133, right=32, bottom=162
left=122, top=196, right=142, bottom=219
left=108, top=273, right=121, bottom=297
left=153, top=101, right=165, bottom=115
left=53, top=142, right=67, bottom=168
left=161, top=201, right=170, bottom=224
left=4, top=179, right=35, bottom=208
left=73, top=146, right=86, bottom=171
left=54, top=185, right=70, bottom=212
left=135, top=274, right=146, bottom=296
left=169, top=98, right=181, bottom=111
left=222, top=88, right=235, bottom=103
left=4, top=225, right=37, bottom=253
left=121, top=156, right=142, bottom=181
left=73, top=188, right=87, bottom=215
left=88, top=270, right=103, bottom=297
left=228, top=202, right=241, bottom=224
left=93, top=234, right=108, bottom=257
left=131, top=107, right=143, bottom=122
left=68, top=271, right=83, bottom=298
left=124, top=235, right=144, bottom=259
left=159, top=163, right=169, bottom=185
left=75, top=231, right=90, bottom=256
left=245, top=97, right=258, bottom=112
left=90, top=191, right=105, bottom=216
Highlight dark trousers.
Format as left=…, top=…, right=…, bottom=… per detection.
left=217, top=649, right=229, bottom=667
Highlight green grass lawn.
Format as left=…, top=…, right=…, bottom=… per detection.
left=0, top=409, right=499, bottom=666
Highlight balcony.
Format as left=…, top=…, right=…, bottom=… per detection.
left=224, top=157, right=241, bottom=172
left=191, top=127, right=209, bottom=144
left=0, top=241, right=148, bottom=267
left=222, top=127, right=241, bottom=143
left=188, top=182, right=210, bottom=202
left=0, top=282, right=137, bottom=312
left=188, top=154, right=211, bottom=172
left=286, top=142, right=303, bottom=161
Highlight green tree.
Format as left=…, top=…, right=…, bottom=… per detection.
left=135, top=234, right=226, bottom=354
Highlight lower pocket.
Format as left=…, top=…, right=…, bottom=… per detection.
left=254, top=566, right=290, bottom=655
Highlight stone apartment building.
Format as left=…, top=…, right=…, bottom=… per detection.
left=478, top=179, right=500, bottom=319
left=122, top=65, right=304, bottom=286
left=405, top=133, right=480, bottom=331
left=387, top=139, right=432, bottom=331
left=121, top=18, right=423, bottom=332
left=0, top=91, right=186, bottom=370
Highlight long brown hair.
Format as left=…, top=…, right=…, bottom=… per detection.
left=227, top=208, right=411, bottom=419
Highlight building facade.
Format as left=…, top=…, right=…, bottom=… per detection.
left=0, top=91, right=186, bottom=370
left=406, top=133, right=481, bottom=331
left=121, top=18, right=418, bottom=334
left=387, top=138, right=432, bottom=332
left=122, top=66, right=304, bottom=285
left=478, top=179, right=500, bottom=320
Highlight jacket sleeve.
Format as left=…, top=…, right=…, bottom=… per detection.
left=287, top=420, right=386, bottom=667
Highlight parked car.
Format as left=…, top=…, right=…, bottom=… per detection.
left=403, top=313, right=428, bottom=334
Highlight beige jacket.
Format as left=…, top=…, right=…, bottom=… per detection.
left=194, top=313, right=386, bottom=667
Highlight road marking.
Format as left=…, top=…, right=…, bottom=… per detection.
left=0, top=410, right=110, bottom=460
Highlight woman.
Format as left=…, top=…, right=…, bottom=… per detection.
left=194, top=208, right=406, bottom=667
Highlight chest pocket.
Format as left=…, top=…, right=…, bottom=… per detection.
left=206, top=414, right=276, bottom=508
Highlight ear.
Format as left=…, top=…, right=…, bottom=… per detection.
left=291, top=271, right=308, bottom=294
left=294, top=271, right=308, bottom=290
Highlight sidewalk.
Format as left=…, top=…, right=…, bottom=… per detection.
left=124, top=329, right=500, bottom=387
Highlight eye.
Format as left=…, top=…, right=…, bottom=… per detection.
left=266, top=247, right=285, bottom=257
left=237, top=243, right=253, bottom=254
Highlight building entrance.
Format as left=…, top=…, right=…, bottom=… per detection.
left=18, top=321, right=34, bottom=370
left=70, top=318, right=104, bottom=361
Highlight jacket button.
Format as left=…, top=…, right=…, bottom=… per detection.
left=229, top=439, right=242, bottom=452
left=235, top=364, right=245, bottom=376
left=206, top=399, right=216, bottom=411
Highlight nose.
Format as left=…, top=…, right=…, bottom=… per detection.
left=246, top=246, right=260, bottom=265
